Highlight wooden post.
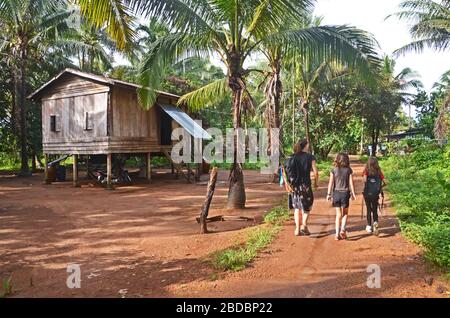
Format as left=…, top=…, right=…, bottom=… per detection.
left=86, top=155, right=90, bottom=179
left=44, top=154, right=50, bottom=184
left=146, top=152, right=152, bottom=183
left=199, top=167, right=218, bottom=234
left=73, top=154, right=80, bottom=187
left=195, top=162, right=202, bottom=182
left=187, top=163, right=191, bottom=183
left=106, top=153, right=113, bottom=190
left=171, top=163, right=175, bottom=174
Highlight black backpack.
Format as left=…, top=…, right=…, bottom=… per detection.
left=363, top=174, right=382, bottom=199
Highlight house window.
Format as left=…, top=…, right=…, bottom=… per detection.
left=85, top=112, right=93, bottom=130
left=50, top=115, right=61, bottom=132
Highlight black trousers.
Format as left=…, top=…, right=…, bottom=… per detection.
left=364, top=196, right=379, bottom=226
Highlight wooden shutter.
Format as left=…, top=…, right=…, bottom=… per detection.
left=55, top=114, right=61, bottom=132
left=50, top=115, right=56, bottom=132
left=85, top=112, right=93, bottom=130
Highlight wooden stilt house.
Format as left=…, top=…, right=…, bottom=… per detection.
left=28, top=68, right=210, bottom=189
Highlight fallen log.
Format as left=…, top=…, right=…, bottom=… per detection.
left=196, top=215, right=254, bottom=224
left=199, top=167, right=218, bottom=234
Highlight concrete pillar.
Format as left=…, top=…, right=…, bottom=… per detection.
left=73, top=154, right=80, bottom=187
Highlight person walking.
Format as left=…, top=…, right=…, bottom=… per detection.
left=362, top=157, right=387, bottom=236
left=326, top=153, right=357, bottom=241
left=285, top=139, right=319, bottom=236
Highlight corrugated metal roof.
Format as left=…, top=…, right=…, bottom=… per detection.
left=160, top=104, right=211, bottom=140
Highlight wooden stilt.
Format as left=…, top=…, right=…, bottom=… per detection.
left=73, top=154, right=80, bottom=187
left=187, top=163, right=191, bottom=183
left=146, top=152, right=152, bottom=183
left=195, top=162, right=203, bottom=182
left=199, top=167, right=218, bottom=234
left=86, top=155, right=90, bottom=179
left=106, top=153, right=113, bottom=190
left=44, top=154, right=50, bottom=184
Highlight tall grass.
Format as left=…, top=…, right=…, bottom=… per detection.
left=211, top=203, right=290, bottom=271
left=382, top=143, right=450, bottom=269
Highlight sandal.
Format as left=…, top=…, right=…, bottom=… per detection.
left=340, top=231, right=347, bottom=240
left=334, top=235, right=341, bottom=241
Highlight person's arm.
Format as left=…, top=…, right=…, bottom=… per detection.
left=312, top=159, right=319, bottom=189
left=326, top=172, right=334, bottom=201
left=350, top=174, right=357, bottom=200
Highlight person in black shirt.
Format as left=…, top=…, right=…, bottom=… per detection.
left=288, top=139, right=319, bottom=236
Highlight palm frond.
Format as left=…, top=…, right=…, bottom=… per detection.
left=138, top=32, right=213, bottom=109
left=178, top=77, right=229, bottom=111
left=77, top=0, right=136, bottom=51
left=265, top=25, right=381, bottom=82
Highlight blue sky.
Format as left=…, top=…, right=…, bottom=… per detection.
left=314, top=0, right=450, bottom=92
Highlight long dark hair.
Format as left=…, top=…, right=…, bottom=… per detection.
left=365, top=156, right=382, bottom=176
left=333, top=153, right=350, bottom=168
left=294, top=139, right=308, bottom=154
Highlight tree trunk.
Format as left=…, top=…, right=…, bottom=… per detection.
left=265, top=63, right=283, bottom=182
left=371, top=127, right=379, bottom=157
left=301, top=100, right=313, bottom=154
left=18, top=43, right=30, bottom=177
left=199, top=167, right=218, bottom=234
left=227, top=75, right=246, bottom=209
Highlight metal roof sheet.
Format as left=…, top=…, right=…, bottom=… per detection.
left=159, top=104, right=211, bottom=140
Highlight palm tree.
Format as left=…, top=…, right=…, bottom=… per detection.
left=433, top=70, right=450, bottom=143
left=77, top=1, right=380, bottom=208
left=260, top=16, right=379, bottom=157
left=0, top=0, right=74, bottom=176
left=391, top=0, right=450, bottom=55
left=59, top=22, right=117, bottom=73
left=380, top=56, right=423, bottom=129
left=133, top=0, right=319, bottom=209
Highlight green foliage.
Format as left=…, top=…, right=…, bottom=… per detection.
left=382, top=143, right=450, bottom=268
left=211, top=203, right=289, bottom=271
left=0, top=277, right=13, bottom=298
left=264, top=205, right=290, bottom=225
left=211, top=226, right=281, bottom=272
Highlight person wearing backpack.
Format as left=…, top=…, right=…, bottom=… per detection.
left=362, top=157, right=387, bottom=236
left=284, top=139, right=319, bottom=236
left=326, top=153, right=357, bottom=241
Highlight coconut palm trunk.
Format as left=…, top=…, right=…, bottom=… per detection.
left=300, top=100, right=313, bottom=154
left=18, top=41, right=30, bottom=176
left=265, top=60, right=283, bottom=182
left=227, top=57, right=246, bottom=209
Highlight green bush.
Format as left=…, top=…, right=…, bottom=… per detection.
left=382, top=143, right=450, bottom=269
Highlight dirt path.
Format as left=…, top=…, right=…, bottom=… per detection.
left=1, top=162, right=448, bottom=297
left=171, top=161, right=449, bottom=298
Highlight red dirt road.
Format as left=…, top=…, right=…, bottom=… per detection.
left=0, top=163, right=448, bottom=297
left=171, top=161, right=449, bottom=298
left=0, top=169, right=282, bottom=297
